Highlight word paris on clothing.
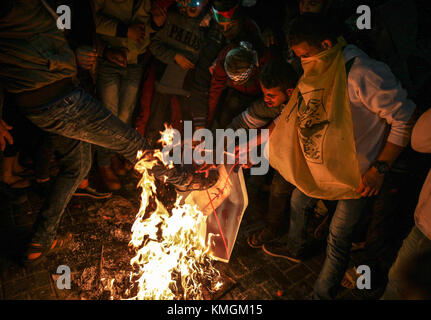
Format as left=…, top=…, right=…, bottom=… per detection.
left=55, top=4, right=372, bottom=31
left=160, top=121, right=270, bottom=176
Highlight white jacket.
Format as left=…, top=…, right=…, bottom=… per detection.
left=344, top=45, right=416, bottom=174
left=411, top=108, right=431, bottom=240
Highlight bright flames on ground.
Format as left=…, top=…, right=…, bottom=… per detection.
left=112, top=125, right=222, bottom=300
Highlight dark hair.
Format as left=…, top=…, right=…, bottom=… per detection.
left=213, top=0, right=240, bottom=11
left=286, top=13, right=339, bottom=48
left=259, top=59, right=298, bottom=91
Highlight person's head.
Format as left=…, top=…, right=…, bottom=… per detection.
left=259, top=59, right=298, bottom=108
left=176, top=0, right=209, bottom=18
left=299, top=0, right=328, bottom=15
left=287, top=13, right=338, bottom=59
left=224, top=42, right=258, bottom=86
left=212, top=0, right=241, bottom=33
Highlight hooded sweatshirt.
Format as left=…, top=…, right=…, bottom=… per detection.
left=343, top=44, right=416, bottom=174
left=411, top=108, right=431, bottom=240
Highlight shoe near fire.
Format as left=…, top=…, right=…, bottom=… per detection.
left=73, top=186, right=112, bottom=199
left=247, top=226, right=283, bottom=249
left=176, top=169, right=220, bottom=192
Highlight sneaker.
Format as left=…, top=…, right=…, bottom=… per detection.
left=74, top=186, right=112, bottom=199
left=247, top=227, right=281, bottom=249
left=174, top=170, right=219, bottom=192
left=262, top=242, right=303, bottom=263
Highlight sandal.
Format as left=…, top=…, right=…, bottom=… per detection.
left=11, top=178, right=31, bottom=189
left=15, top=168, right=35, bottom=179
left=3, top=176, right=31, bottom=189
left=247, top=227, right=281, bottom=249
left=23, top=233, right=73, bottom=266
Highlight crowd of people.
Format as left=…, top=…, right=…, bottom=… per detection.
left=0, top=0, right=430, bottom=299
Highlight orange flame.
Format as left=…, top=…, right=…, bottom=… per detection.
left=106, top=125, right=222, bottom=299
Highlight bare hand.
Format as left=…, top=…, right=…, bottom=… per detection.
left=128, top=24, right=146, bottom=43
left=356, top=167, right=384, bottom=197
left=0, top=119, right=13, bottom=151
left=174, top=54, right=195, bottom=70
left=75, top=46, right=98, bottom=70
left=151, top=5, right=167, bottom=27
left=105, top=47, right=128, bottom=67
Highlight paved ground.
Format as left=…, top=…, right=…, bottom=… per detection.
left=0, top=168, right=387, bottom=301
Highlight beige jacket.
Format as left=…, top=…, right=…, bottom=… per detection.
left=92, top=0, right=155, bottom=64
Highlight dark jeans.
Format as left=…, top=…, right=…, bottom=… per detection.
left=2, top=97, right=53, bottom=180
left=356, top=171, right=416, bottom=279
left=381, top=226, right=431, bottom=299
left=19, top=87, right=153, bottom=245
left=286, top=188, right=367, bottom=299
left=96, top=60, right=144, bottom=166
left=267, top=171, right=295, bottom=231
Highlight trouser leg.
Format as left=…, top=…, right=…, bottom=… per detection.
left=30, top=135, right=92, bottom=245
left=313, top=198, right=367, bottom=299
left=286, top=188, right=318, bottom=256
left=381, top=226, right=431, bottom=299
left=267, top=172, right=295, bottom=231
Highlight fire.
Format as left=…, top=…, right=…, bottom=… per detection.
left=125, top=125, right=222, bottom=300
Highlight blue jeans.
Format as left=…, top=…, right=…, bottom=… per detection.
left=20, top=87, right=151, bottom=245
left=381, top=226, right=431, bottom=299
left=287, top=188, right=367, bottom=299
left=96, top=60, right=144, bottom=166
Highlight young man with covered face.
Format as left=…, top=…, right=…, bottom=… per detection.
left=228, top=59, right=298, bottom=248
left=240, top=14, right=417, bottom=299
left=0, top=0, right=217, bottom=265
